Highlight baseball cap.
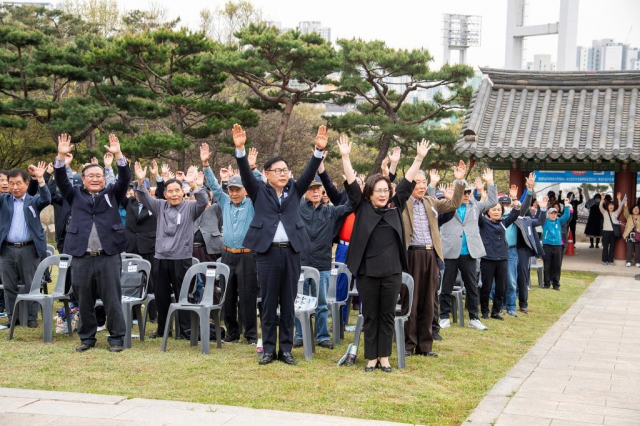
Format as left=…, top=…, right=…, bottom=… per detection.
left=309, top=180, right=323, bottom=188
left=228, top=175, right=244, bottom=188
left=435, top=190, right=445, bottom=200
left=498, top=195, right=511, bottom=204
left=548, top=207, right=558, bottom=214
left=72, top=173, right=82, bottom=186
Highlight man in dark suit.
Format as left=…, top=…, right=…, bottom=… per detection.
left=233, top=123, right=328, bottom=365
left=54, top=133, right=131, bottom=353
left=0, top=163, right=50, bottom=327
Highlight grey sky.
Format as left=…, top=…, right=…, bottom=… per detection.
left=86, top=0, right=640, bottom=71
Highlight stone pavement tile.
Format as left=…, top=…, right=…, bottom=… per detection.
left=0, top=388, right=126, bottom=405
left=0, top=396, right=38, bottom=413
left=502, top=404, right=604, bottom=424
left=515, top=390, right=606, bottom=407
left=519, top=381, right=566, bottom=394
left=13, top=400, right=133, bottom=419
left=0, top=413, right=60, bottom=426
left=487, top=377, right=526, bottom=397
left=506, top=362, right=541, bottom=379
left=566, top=376, right=613, bottom=391
left=550, top=420, right=598, bottom=426
left=574, top=365, right=620, bottom=375
left=465, top=395, right=511, bottom=424
left=604, top=415, right=640, bottom=426
left=113, top=406, right=237, bottom=426
left=556, top=402, right=640, bottom=420
left=506, top=397, right=559, bottom=411
left=528, top=370, right=572, bottom=381
left=495, top=413, right=551, bottom=426
left=118, top=398, right=226, bottom=413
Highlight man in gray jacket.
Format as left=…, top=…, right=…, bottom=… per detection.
left=438, top=169, right=497, bottom=331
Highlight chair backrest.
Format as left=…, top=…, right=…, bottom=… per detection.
left=120, top=259, right=152, bottom=299
left=31, top=255, right=73, bottom=297
left=192, top=257, right=200, bottom=265
left=296, top=266, right=320, bottom=311
left=121, top=253, right=143, bottom=260
left=179, top=262, right=229, bottom=306
left=327, top=262, right=351, bottom=302
left=298, top=266, right=320, bottom=295
left=397, top=272, right=414, bottom=321
left=529, top=257, right=539, bottom=268
left=46, top=244, right=55, bottom=257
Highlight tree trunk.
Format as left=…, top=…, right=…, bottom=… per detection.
left=273, top=100, right=294, bottom=157
left=369, top=133, right=392, bottom=178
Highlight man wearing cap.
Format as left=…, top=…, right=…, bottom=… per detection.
left=293, top=178, right=352, bottom=349
left=134, top=162, right=208, bottom=339
left=201, top=143, right=262, bottom=345
left=232, top=123, right=327, bottom=366
left=54, top=133, right=130, bottom=352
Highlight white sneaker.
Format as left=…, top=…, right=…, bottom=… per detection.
left=96, top=325, right=106, bottom=332
left=469, top=319, right=488, bottom=330
left=636, top=263, right=640, bottom=268
left=439, top=318, right=451, bottom=329
left=627, top=262, right=632, bottom=267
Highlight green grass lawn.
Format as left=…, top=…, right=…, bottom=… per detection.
left=0, top=271, right=595, bottom=425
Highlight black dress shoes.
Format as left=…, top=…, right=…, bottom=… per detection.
left=109, top=345, right=124, bottom=353
left=417, top=351, right=439, bottom=358
left=76, top=343, right=94, bottom=352
left=292, top=339, right=303, bottom=348
left=317, top=341, right=334, bottom=349
left=490, top=313, right=504, bottom=321
left=432, top=331, right=443, bottom=341
left=259, top=352, right=276, bottom=365
left=404, top=349, right=413, bottom=357
left=279, top=352, right=296, bottom=365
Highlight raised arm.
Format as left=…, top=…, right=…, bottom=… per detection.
left=28, top=161, right=51, bottom=210
left=232, top=124, right=260, bottom=200
left=477, top=169, right=498, bottom=213
left=200, top=143, right=230, bottom=206
left=403, top=139, right=430, bottom=183
left=185, top=166, right=208, bottom=219
left=337, top=135, right=356, bottom=185
left=559, top=199, right=573, bottom=224
left=54, top=133, right=76, bottom=205
left=134, top=161, right=163, bottom=215
left=103, top=134, right=131, bottom=203
left=615, top=193, right=626, bottom=215
left=318, top=157, right=344, bottom=206
left=294, top=125, right=327, bottom=194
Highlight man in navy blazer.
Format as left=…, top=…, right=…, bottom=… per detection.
left=54, top=133, right=131, bottom=352
left=0, top=163, right=50, bottom=327
left=234, top=123, right=328, bottom=365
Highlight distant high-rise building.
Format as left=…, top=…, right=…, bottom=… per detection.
left=601, top=43, right=625, bottom=71
left=3, top=1, right=54, bottom=8
left=298, top=21, right=331, bottom=43
left=575, top=39, right=640, bottom=71
left=576, top=46, right=589, bottom=71
left=531, top=54, right=553, bottom=71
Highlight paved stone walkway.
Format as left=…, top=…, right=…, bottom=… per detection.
left=465, top=275, right=640, bottom=426
left=0, top=387, right=408, bottom=426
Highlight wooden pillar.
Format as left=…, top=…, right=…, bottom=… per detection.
left=613, top=166, right=637, bottom=260
left=509, top=161, right=526, bottom=197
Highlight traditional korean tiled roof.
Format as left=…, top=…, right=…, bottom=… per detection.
left=455, top=68, right=640, bottom=162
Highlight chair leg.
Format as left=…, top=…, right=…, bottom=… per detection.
left=200, top=311, right=210, bottom=355
left=133, top=304, right=144, bottom=341
left=42, top=300, right=53, bottom=343
left=451, top=293, right=458, bottom=325
left=63, top=300, right=73, bottom=337
left=122, top=301, right=133, bottom=349
left=345, top=296, right=352, bottom=328
left=457, top=294, right=465, bottom=327
left=8, top=300, right=22, bottom=340
left=537, top=268, right=544, bottom=288
left=395, top=318, right=406, bottom=369
left=161, top=308, right=175, bottom=352
left=331, top=303, right=341, bottom=346
left=353, top=314, right=364, bottom=348
left=215, top=310, right=222, bottom=349
left=299, top=314, right=313, bottom=361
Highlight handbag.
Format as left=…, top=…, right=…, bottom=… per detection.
left=607, top=210, right=622, bottom=238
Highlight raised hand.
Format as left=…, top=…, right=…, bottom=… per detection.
left=161, top=163, right=171, bottom=180
left=452, top=161, right=466, bottom=181
left=90, top=157, right=99, bottom=165
left=388, top=146, right=401, bottom=164
left=509, top=185, right=518, bottom=200
left=248, top=147, right=258, bottom=169
left=525, top=172, right=535, bottom=190
left=196, top=171, right=205, bottom=187
left=103, top=152, right=114, bottom=168
left=538, top=196, right=549, bottom=210
left=429, top=169, right=441, bottom=187
left=200, top=143, right=211, bottom=165
left=416, top=139, right=431, bottom=159
left=149, top=159, right=158, bottom=177
left=64, top=153, right=74, bottom=166
left=57, top=134, right=74, bottom=159
left=564, top=198, right=571, bottom=206
left=616, top=191, right=622, bottom=201
left=28, top=161, right=46, bottom=180
left=232, top=123, right=246, bottom=150
left=482, top=168, right=494, bottom=186
left=315, top=125, right=328, bottom=150
left=318, top=150, right=328, bottom=174
left=103, top=134, right=122, bottom=158
left=474, top=176, right=484, bottom=192
left=444, top=183, right=455, bottom=201
left=175, top=171, right=185, bottom=182
left=134, top=161, right=147, bottom=183
left=381, top=157, right=389, bottom=177
left=336, top=135, right=351, bottom=157
left=185, top=166, right=198, bottom=185
left=220, top=167, right=231, bottom=182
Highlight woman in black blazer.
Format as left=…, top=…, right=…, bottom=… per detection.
left=338, top=136, right=429, bottom=372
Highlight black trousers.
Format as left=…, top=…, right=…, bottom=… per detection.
left=602, top=231, right=615, bottom=263
left=256, top=245, right=300, bottom=356
left=403, top=249, right=439, bottom=353
left=569, top=220, right=577, bottom=242
left=516, top=248, right=534, bottom=309
left=155, top=258, right=192, bottom=336
left=543, top=245, right=563, bottom=288
left=480, top=258, right=508, bottom=316
left=358, top=273, right=402, bottom=360
left=626, top=241, right=640, bottom=264
left=72, top=253, right=125, bottom=346
left=0, top=244, right=40, bottom=323
left=222, top=250, right=259, bottom=342
left=439, top=255, right=480, bottom=320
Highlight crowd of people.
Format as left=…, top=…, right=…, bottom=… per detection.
left=1, top=125, right=640, bottom=371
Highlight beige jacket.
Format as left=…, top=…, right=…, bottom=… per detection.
left=622, top=208, right=640, bottom=239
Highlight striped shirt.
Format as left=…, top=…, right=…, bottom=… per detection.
left=409, top=196, right=433, bottom=247
left=203, top=167, right=255, bottom=249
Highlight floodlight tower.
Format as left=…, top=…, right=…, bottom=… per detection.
left=442, top=14, right=482, bottom=65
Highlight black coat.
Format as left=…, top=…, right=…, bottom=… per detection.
left=345, top=178, right=414, bottom=276
left=515, top=212, right=546, bottom=257
left=584, top=201, right=604, bottom=237
left=54, top=160, right=131, bottom=256
left=237, top=151, right=322, bottom=254
left=478, top=209, right=520, bottom=261
left=123, top=196, right=157, bottom=254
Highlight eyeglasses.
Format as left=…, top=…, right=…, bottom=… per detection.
left=267, top=168, right=289, bottom=175
left=373, top=188, right=390, bottom=194
left=83, top=174, right=104, bottom=180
